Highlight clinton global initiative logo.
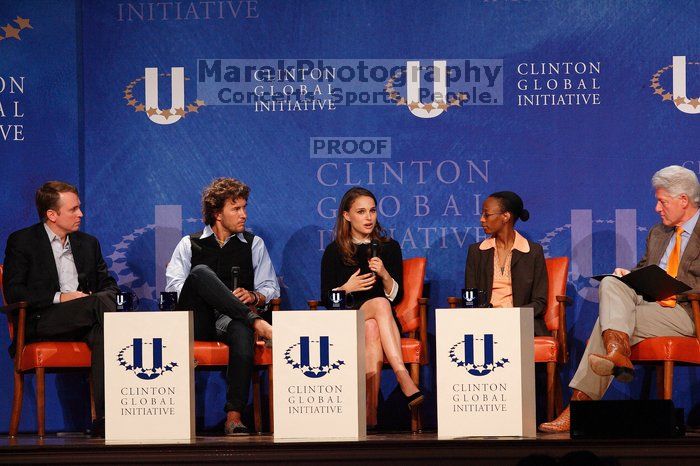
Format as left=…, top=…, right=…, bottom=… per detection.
left=197, top=58, right=502, bottom=118
left=516, top=60, right=601, bottom=107
left=117, top=338, right=179, bottom=380
left=284, top=336, right=345, bottom=379
left=650, top=56, right=700, bottom=115
left=123, top=67, right=205, bottom=125
left=385, top=60, right=503, bottom=119
left=449, top=334, right=509, bottom=377
left=0, top=16, right=32, bottom=43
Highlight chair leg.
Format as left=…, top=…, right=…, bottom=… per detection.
left=546, top=362, right=556, bottom=421
left=89, top=373, right=96, bottom=422
left=409, top=363, right=421, bottom=433
left=9, top=372, right=24, bottom=437
left=663, top=361, right=674, bottom=400
left=554, top=371, right=563, bottom=416
left=656, top=365, right=665, bottom=399
left=268, top=366, right=274, bottom=434
left=36, top=368, right=46, bottom=437
left=252, top=370, right=262, bottom=434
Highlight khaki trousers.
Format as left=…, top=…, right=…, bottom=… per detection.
left=569, top=276, right=695, bottom=399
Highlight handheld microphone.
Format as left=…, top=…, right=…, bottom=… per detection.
left=370, top=240, right=380, bottom=258
left=231, top=266, right=240, bottom=290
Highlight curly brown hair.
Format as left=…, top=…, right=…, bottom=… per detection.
left=201, top=178, right=250, bottom=226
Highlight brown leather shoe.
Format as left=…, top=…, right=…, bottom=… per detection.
left=538, top=390, right=591, bottom=433
left=588, top=329, right=634, bottom=382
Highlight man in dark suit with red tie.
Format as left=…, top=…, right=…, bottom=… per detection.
left=3, top=181, right=118, bottom=436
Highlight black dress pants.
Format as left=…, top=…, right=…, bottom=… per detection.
left=176, top=264, right=258, bottom=413
left=28, top=291, right=116, bottom=420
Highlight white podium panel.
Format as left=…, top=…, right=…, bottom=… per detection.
left=273, top=310, right=366, bottom=439
left=436, top=308, right=535, bottom=438
left=104, top=311, right=195, bottom=442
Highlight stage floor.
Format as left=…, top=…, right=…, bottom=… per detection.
left=1, top=430, right=699, bottom=465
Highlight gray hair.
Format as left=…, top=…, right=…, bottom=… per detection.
left=651, top=165, right=700, bottom=206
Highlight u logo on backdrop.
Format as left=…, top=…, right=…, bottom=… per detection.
left=650, top=55, right=700, bottom=115
left=117, top=337, right=179, bottom=380
left=540, top=209, right=643, bottom=304
left=123, top=66, right=205, bottom=124
left=385, top=60, right=466, bottom=119
left=405, top=60, right=448, bottom=119
left=0, top=15, right=32, bottom=43
left=284, top=336, right=345, bottom=379
left=449, top=334, right=509, bottom=377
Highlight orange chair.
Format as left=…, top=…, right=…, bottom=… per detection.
left=192, top=298, right=279, bottom=433
left=630, top=294, right=700, bottom=400
left=309, top=257, right=428, bottom=433
left=448, top=256, right=571, bottom=421
left=0, top=264, right=96, bottom=437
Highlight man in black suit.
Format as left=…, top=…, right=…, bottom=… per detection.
left=3, top=181, right=118, bottom=435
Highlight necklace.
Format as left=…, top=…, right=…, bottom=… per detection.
left=495, top=246, right=513, bottom=276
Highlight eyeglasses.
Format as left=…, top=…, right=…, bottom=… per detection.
left=480, top=211, right=503, bottom=218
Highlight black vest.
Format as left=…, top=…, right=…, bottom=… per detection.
left=190, top=231, right=255, bottom=291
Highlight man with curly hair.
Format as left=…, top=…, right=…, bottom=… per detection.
left=166, top=178, right=278, bottom=435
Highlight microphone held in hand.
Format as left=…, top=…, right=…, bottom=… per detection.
left=370, top=240, right=379, bottom=258
left=231, top=266, right=240, bottom=290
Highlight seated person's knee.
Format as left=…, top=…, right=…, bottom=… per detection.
left=191, top=264, right=214, bottom=277
left=365, top=319, right=380, bottom=342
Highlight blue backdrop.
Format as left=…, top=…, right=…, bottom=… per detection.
left=1, top=0, right=698, bottom=433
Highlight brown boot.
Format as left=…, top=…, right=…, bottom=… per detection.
left=588, top=329, right=634, bottom=382
left=538, top=389, right=591, bottom=433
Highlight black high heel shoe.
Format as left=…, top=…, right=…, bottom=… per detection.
left=406, top=390, right=424, bottom=410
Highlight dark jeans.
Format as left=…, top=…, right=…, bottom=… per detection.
left=176, top=264, right=258, bottom=413
left=28, top=291, right=116, bottom=420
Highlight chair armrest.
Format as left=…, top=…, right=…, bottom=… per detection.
left=418, top=297, right=429, bottom=364
left=1, top=301, right=28, bottom=372
left=307, top=300, right=319, bottom=310
left=446, top=296, right=460, bottom=309
left=682, top=294, right=700, bottom=340
left=0, top=301, right=28, bottom=314
left=677, top=292, right=700, bottom=302
left=555, top=295, right=569, bottom=363
left=556, top=295, right=572, bottom=305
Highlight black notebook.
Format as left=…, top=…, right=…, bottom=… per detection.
left=592, top=265, right=691, bottom=301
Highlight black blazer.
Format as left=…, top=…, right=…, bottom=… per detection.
left=320, top=239, right=404, bottom=311
left=3, top=223, right=118, bottom=311
left=465, top=238, right=549, bottom=336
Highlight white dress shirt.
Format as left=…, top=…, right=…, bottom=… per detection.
left=44, top=223, right=79, bottom=304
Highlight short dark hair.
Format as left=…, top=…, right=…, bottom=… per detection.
left=201, top=178, right=250, bottom=226
left=35, top=181, right=79, bottom=221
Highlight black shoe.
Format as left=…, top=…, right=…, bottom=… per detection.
left=406, top=391, right=424, bottom=410
left=225, top=420, right=249, bottom=436
left=88, top=418, right=105, bottom=438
